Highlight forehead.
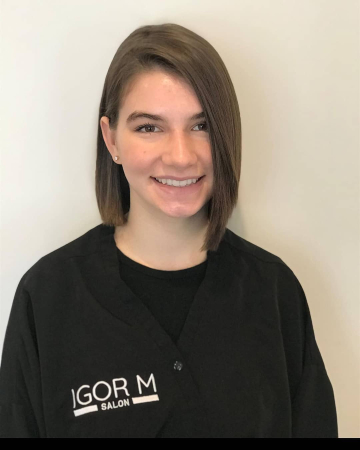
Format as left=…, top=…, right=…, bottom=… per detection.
left=120, top=71, right=201, bottom=113
left=127, top=70, right=191, bottom=93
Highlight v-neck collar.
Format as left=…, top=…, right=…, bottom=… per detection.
left=95, top=224, right=229, bottom=359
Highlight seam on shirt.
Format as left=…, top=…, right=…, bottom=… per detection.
left=223, top=239, right=288, bottom=267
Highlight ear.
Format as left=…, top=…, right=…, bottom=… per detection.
left=100, top=116, right=120, bottom=163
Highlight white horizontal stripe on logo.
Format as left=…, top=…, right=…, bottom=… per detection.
left=132, top=394, right=159, bottom=404
left=73, top=404, right=99, bottom=416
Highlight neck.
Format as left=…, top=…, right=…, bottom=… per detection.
left=114, top=208, right=209, bottom=271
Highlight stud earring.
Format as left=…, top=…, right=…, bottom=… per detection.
left=115, top=156, right=118, bottom=161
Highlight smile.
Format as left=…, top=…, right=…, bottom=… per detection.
left=151, top=175, right=205, bottom=193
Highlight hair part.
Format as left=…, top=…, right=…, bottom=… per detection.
left=96, top=23, right=242, bottom=252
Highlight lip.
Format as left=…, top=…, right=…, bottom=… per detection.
left=151, top=175, right=205, bottom=194
left=151, top=175, right=204, bottom=181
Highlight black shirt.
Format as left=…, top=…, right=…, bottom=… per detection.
left=116, top=246, right=207, bottom=345
left=0, top=223, right=338, bottom=437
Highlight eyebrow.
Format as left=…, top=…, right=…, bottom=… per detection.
left=126, top=111, right=205, bottom=124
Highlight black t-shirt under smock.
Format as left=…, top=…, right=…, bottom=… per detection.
left=116, top=247, right=207, bottom=346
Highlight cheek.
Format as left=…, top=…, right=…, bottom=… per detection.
left=121, top=148, right=154, bottom=177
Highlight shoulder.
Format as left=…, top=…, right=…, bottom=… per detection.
left=223, top=227, right=285, bottom=265
left=20, top=223, right=106, bottom=290
left=222, top=227, right=300, bottom=287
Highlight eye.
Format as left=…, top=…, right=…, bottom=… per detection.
left=193, top=122, right=208, bottom=132
left=135, top=123, right=160, bottom=133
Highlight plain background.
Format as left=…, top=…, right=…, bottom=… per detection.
left=0, top=0, right=359, bottom=438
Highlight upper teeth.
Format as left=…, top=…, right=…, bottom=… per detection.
left=155, top=177, right=200, bottom=187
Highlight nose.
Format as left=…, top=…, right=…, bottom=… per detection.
left=162, top=131, right=198, bottom=166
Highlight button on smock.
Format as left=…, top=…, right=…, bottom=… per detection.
left=173, top=360, right=183, bottom=371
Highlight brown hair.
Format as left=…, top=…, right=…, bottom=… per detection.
left=96, top=23, right=241, bottom=252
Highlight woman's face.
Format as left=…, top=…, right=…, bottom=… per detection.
left=100, top=70, right=214, bottom=220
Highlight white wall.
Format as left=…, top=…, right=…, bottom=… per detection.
left=0, top=0, right=359, bottom=438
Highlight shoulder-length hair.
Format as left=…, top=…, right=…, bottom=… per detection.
left=96, top=23, right=241, bottom=252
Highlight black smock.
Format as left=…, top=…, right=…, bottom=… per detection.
left=0, top=223, right=338, bottom=437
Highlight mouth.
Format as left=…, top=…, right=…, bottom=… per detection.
left=151, top=175, right=205, bottom=185
left=150, top=175, right=206, bottom=193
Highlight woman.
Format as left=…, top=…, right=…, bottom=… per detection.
left=0, top=23, right=338, bottom=438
